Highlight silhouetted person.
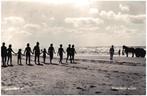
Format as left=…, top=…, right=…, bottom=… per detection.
left=24, top=43, right=33, bottom=65
left=1, top=42, right=7, bottom=67
left=7, top=44, right=15, bottom=66
left=17, top=49, right=22, bottom=65
left=122, top=49, right=125, bottom=55
left=118, top=49, right=121, bottom=56
left=57, top=44, right=65, bottom=64
left=33, top=42, right=40, bottom=64
left=66, top=44, right=72, bottom=63
left=48, top=44, right=55, bottom=64
left=109, top=45, right=114, bottom=60
left=41, top=48, right=48, bottom=64
left=71, top=45, right=76, bottom=63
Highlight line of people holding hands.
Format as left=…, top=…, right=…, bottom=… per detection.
left=1, top=42, right=76, bottom=67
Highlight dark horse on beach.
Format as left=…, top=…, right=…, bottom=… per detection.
left=122, top=45, right=135, bottom=57
left=122, top=45, right=146, bottom=58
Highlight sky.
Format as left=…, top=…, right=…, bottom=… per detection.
left=1, top=0, right=146, bottom=49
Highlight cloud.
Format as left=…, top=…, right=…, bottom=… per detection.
left=64, top=17, right=104, bottom=27
left=105, top=25, right=136, bottom=34
left=99, top=10, right=145, bottom=24
left=119, top=4, right=130, bottom=12
left=23, top=23, right=41, bottom=30
left=128, top=14, right=146, bottom=24
left=2, top=16, right=25, bottom=28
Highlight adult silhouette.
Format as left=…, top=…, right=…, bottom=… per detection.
left=57, top=44, right=65, bottom=64
left=7, top=44, right=15, bottom=66
left=33, top=42, right=40, bottom=64
left=1, top=42, right=7, bottom=67
left=109, top=45, right=114, bottom=60
left=48, top=44, right=55, bottom=64
left=24, top=43, right=33, bottom=65
left=66, top=44, right=72, bottom=63
left=71, top=45, right=76, bottom=63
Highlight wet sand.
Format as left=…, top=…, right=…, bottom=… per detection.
left=1, top=55, right=146, bottom=95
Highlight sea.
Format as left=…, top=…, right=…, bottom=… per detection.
left=13, top=46, right=146, bottom=57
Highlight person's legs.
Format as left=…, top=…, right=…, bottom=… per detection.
left=70, top=54, right=72, bottom=63
left=110, top=54, right=113, bottom=60
left=59, top=54, right=62, bottom=63
left=50, top=54, right=53, bottom=64
left=20, top=57, right=22, bottom=64
left=10, top=55, right=12, bottom=66
left=61, top=54, right=63, bottom=63
left=2, top=56, right=4, bottom=66
left=4, top=56, right=7, bottom=66
left=34, top=54, right=36, bottom=64
left=7, top=56, right=10, bottom=65
left=72, top=54, right=75, bottom=63
left=29, top=55, right=31, bottom=64
left=43, top=57, right=46, bottom=63
left=66, top=54, right=69, bottom=63
left=17, top=57, right=19, bottom=64
left=38, top=54, right=40, bottom=64
left=26, top=56, right=28, bottom=64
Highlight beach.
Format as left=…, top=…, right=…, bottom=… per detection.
left=1, top=55, right=146, bottom=95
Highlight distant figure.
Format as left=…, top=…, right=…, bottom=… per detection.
left=33, top=42, right=40, bottom=64
left=71, top=45, right=76, bottom=63
left=7, top=44, right=15, bottom=66
left=48, top=44, right=55, bottom=64
left=17, top=49, right=22, bottom=65
left=24, top=43, right=33, bottom=65
left=57, top=44, right=65, bottom=64
left=109, top=45, right=114, bottom=60
left=66, top=44, right=72, bottom=63
left=1, top=42, right=7, bottom=67
left=41, top=48, right=48, bottom=64
left=122, top=49, right=125, bottom=55
left=118, top=49, right=121, bottom=56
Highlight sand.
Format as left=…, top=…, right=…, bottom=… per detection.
left=1, top=55, right=146, bottom=95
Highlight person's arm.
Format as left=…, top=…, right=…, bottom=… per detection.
left=24, top=48, right=26, bottom=55
left=57, top=49, right=59, bottom=56
left=31, top=48, right=33, bottom=54
left=33, top=46, right=35, bottom=54
left=74, top=49, right=77, bottom=54
left=63, top=49, right=65, bottom=53
left=11, top=49, right=16, bottom=54
left=48, top=48, right=50, bottom=55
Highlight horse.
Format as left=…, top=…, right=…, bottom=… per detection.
left=122, top=45, right=135, bottom=57
left=135, top=48, right=146, bottom=57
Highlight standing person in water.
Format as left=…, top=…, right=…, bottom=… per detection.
left=1, top=42, right=7, bottom=67
left=7, top=44, right=16, bottom=66
left=118, top=49, right=121, bottom=56
left=33, top=42, right=40, bottom=64
left=109, top=45, right=114, bottom=60
left=17, top=49, right=23, bottom=65
left=71, top=45, right=76, bottom=63
left=24, top=43, right=33, bottom=65
left=41, top=48, right=48, bottom=64
left=57, top=44, right=65, bottom=64
left=66, top=44, right=72, bottom=63
left=48, top=44, right=55, bottom=64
